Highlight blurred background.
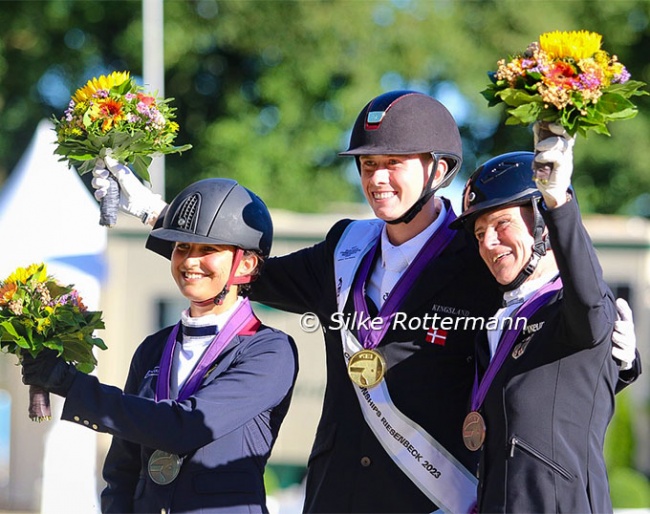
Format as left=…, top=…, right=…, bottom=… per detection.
left=0, top=0, right=649, bottom=512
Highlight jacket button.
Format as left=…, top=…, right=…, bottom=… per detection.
left=360, top=456, right=371, bottom=467
left=73, top=416, right=80, bottom=422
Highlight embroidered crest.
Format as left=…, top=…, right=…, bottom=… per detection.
left=512, top=336, right=533, bottom=359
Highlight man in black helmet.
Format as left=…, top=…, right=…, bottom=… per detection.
left=451, top=124, right=640, bottom=512
left=250, top=90, right=504, bottom=513
left=21, top=178, right=298, bottom=514
left=88, top=93, right=638, bottom=513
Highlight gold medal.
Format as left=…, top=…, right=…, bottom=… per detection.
left=148, top=450, right=182, bottom=485
left=462, top=411, right=486, bottom=451
left=347, top=349, right=386, bottom=388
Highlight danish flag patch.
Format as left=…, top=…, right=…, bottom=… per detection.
left=425, top=328, right=448, bottom=346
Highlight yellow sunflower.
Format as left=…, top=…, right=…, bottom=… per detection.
left=540, top=30, right=602, bottom=61
left=72, top=71, right=131, bottom=104
left=5, top=263, right=43, bottom=285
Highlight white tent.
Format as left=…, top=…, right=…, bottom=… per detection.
left=0, top=118, right=106, bottom=279
left=0, top=119, right=106, bottom=513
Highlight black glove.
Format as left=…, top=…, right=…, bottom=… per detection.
left=21, top=349, right=77, bottom=397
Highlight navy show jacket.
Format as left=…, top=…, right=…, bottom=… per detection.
left=62, top=323, right=298, bottom=514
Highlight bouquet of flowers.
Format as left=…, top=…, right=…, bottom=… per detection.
left=481, top=30, right=647, bottom=137
left=52, top=70, right=192, bottom=226
left=0, top=263, right=106, bottom=422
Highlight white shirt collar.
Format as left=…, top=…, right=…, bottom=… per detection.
left=180, top=296, right=244, bottom=332
left=379, top=198, right=448, bottom=272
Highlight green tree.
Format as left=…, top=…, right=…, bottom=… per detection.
left=1, top=0, right=650, bottom=214
left=605, top=389, right=650, bottom=508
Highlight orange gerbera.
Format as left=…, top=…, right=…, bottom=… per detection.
left=0, top=282, right=17, bottom=306
left=95, top=98, right=125, bottom=132
left=545, top=61, right=580, bottom=88
left=97, top=98, right=124, bottom=118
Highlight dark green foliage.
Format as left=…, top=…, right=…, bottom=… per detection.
left=1, top=0, right=650, bottom=214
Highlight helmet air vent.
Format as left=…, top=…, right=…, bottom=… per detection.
left=175, top=193, right=200, bottom=233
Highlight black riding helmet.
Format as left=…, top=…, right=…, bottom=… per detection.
left=450, top=152, right=540, bottom=231
left=451, top=151, right=550, bottom=292
left=147, top=178, right=272, bottom=259
left=340, top=90, right=463, bottom=224
left=146, top=178, right=273, bottom=304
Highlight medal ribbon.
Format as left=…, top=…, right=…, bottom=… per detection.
left=470, top=277, right=563, bottom=411
left=155, top=298, right=259, bottom=402
left=343, top=329, right=478, bottom=514
left=352, top=206, right=457, bottom=349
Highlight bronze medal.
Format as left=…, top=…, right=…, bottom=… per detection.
left=462, top=411, right=486, bottom=451
left=148, top=450, right=182, bottom=485
left=347, top=349, right=386, bottom=388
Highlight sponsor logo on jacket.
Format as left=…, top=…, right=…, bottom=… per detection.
left=337, top=246, right=362, bottom=261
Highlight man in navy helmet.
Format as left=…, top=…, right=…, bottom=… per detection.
left=450, top=125, right=640, bottom=512
left=89, top=93, right=638, bottom=513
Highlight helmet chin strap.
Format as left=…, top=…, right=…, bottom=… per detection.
left=500, top=199, right=550, bottom=292
left=386, top=154, right=441, bottom=225
left=213, top=248, right=254, bottom=305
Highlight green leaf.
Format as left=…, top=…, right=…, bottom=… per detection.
left=598, top=93, right=636, bottom=114
left=76, top=362, right=95, bottom=374
left=91, top=336, right=107, bottom=351
left=506, top=101, right=544, bottom=125
left=496, top=88, right=543, bottom=108
left=1, top=320, right=21, bottom=339
left=130, top=155, right=152, bottom=183
left=607, top=80, right=649, bottom=98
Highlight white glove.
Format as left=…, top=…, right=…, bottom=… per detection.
left=532, top=122, right=576, bottom=208
left=612, top=298, right=637, bottom=371
left=91, top=155, right=167, bottom=226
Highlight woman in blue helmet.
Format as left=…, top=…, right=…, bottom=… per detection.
left=21, top=178, right=299, bottom=513
left=451, top=125, right=640, bottom=513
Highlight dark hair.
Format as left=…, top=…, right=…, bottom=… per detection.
left=236, top=250, right=265, bottom=298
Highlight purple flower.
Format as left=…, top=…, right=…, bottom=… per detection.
left=578, top=72, right=602, bottom=90
left=613, top=68, right=631, bottom=84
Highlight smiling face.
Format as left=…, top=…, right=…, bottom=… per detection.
left=171, top=242, right=258, bottom=316
left=359, top=154, right=431, bottom=220
left=473, top=205, right=539, bottom=286
left=359, top=153, right=447, bottom=244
